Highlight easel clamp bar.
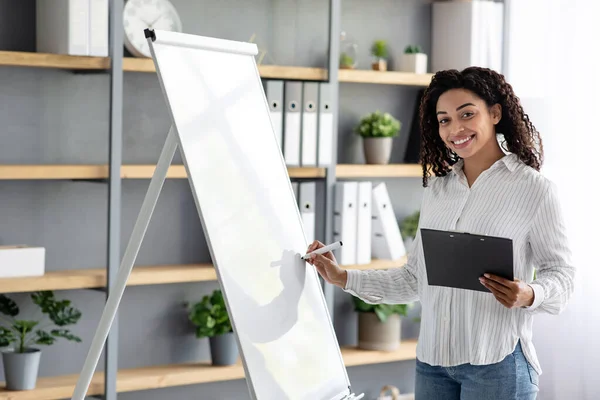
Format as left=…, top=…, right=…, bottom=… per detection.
left=342, top=394, right=365, bottom=400
left=144, top=28, right=156, bottom=42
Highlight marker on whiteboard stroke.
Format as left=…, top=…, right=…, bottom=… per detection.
left=301, top=241, right=343, bottom=260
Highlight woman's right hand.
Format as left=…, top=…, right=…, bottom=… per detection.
left=305, top=240, right=348, bottom=288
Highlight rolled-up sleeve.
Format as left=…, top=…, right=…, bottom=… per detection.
left=525, top=182, right=576, bottom=314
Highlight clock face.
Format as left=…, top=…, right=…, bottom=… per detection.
left=123, top=0, right=183, bottom=58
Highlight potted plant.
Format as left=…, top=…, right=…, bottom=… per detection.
left=188, top=289, right=238, bottom=366
left=398, top=45, right=427, bottom=74
left=353, top=296, right=408, bottom=351
left=0, top=291, right=82, bottom=390
left=355, top=111, right=401, bottom=164
left=339, top=31, right=358, bottom=69
left=370, top=40, right=388, bottom=71
left=340, top=52, right=356, bottom=69
left=400, top=210, right=420, bottom=250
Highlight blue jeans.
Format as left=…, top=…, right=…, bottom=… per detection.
left=415, top=341, right=539, bottom=400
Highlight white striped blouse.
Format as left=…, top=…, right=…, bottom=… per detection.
left=343, top=153, right=575, bottom=375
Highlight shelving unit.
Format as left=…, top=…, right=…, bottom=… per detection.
left=0, top=339, right=417, bottom=400
left=0, top=0, right=423, bottom=398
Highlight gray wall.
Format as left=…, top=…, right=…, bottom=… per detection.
left=0, top=0, right=428, bottom=398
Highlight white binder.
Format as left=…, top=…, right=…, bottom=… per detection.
left=298, top=182, right=316, bottom=244
left=355, top=181, right=372, bottom=265
left=89, top=0, right=108, bottom=56
left=317, top=82, right=334, bottom=166
left=371, top=183, right=406, bottom=260
left=291, top=182, right=299, bottom=204
left=283, top=81, right=302, bottom=166
left=333, top=182, right=358, bottom=265
left=265, top=80, right=284, bottom=151
left=301, top=82, right=319, bottom=166
left=36, top=0, right=90, bottom=56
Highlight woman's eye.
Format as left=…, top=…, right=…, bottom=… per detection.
left=438, top=118, right=448, bottom=124
left=462, top=112, right=474, bottom=118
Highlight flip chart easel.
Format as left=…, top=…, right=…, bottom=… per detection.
left=70, top=29, right=364, bottom=400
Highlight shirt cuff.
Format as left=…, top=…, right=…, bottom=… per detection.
left=524, top=283, right=545, bottom=311
left=344, top=269, right=363, bottom=293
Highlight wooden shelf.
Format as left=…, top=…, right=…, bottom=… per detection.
left=0, top=264, right=216, bottom=294
left=122, top=57, right=155, bottom=73
left=342, top=339, right=417, bottom=367
left=0, top=165, right=325, bottom=180
left=258, top=65, right=326, bottom=81
left=0, top=51, right=432, bottom=86
left=339, top=69, right=433, bottom=86
left=123, top=57, right=432, bottom=86
left=0, top=164, right=423, bottom=180
left=0, top=258, right=405, bottom=294
left=336, top=164, right=422, bottom=178
left=0, top=51, right=326, bottom=81
left=0, top=51, right=108, bottom=71
left=343, top=257, right=407, bottom=271
left=124, top=56, right=328, bottom=80
left=287, top=167, right=326, bottom=179
left=0, top=165, right=109, bottom=180
left=0, top=340, right=417, bottom=399
left=124, top=57, right=329, bottom=81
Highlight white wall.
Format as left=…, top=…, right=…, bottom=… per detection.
left=505, top=1, right=600, bottom=399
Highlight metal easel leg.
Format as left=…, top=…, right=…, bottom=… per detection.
left=70, top=126, right=178, bottom=400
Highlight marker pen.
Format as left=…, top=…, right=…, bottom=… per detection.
left=301, top=241, right=343, bottom=260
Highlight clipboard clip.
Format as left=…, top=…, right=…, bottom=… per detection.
left=447, top=230, right=488, bottom=241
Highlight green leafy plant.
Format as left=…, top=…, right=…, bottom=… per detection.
left=355, top=111, right=401, bottom=138
left=353, top=296, right=408, bottom=323
left=188, top=289, right=232, bottom=338
left=400, top=210, right=420, bottom=239
left=371, top=40, right=388, bottom=59
left=0, top=291, right=82, bottom=354
left=339, top=52, right=355, bottom=68
left=404, top=45, right=422, bottom=54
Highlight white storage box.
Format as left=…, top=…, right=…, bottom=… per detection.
left=0, top=245, right=45, bottom=278
left=397, top=53, right=428, bottom=74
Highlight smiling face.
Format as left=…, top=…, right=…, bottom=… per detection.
left=436, top=88, right=502, bottom=160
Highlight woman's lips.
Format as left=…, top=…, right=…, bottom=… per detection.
left=451, top=134, right=475, bottom=150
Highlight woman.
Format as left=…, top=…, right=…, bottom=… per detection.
left=306, top=66, right=575, bottom=399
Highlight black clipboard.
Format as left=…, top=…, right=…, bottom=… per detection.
left=421, top=228, right=514, bottom=293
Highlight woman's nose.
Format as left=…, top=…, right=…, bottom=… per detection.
left=451, top=124, right=465, bottom=136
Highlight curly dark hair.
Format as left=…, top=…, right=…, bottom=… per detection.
left=418, top=66, right=543, bottom=187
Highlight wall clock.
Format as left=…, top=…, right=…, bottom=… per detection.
left=123, top=0, right=183, bottom=58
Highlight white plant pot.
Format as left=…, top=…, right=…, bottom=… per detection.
left=363, top=137, right=393, bottom=165
left=2, top=348, right=41, bottom=390
left=398, top=53, right=428, bottom=74
left=358, top=312, right=401, bottom=351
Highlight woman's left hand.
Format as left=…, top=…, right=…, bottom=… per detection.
left=479, top=274, right=535, bottom=308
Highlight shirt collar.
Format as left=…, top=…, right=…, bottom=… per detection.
left=500, top=153, right=519, bottom=172
left=451, top=153, right=519, bottom=176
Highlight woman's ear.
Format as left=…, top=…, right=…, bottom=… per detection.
left=490, top=104, right=502, bottom=125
